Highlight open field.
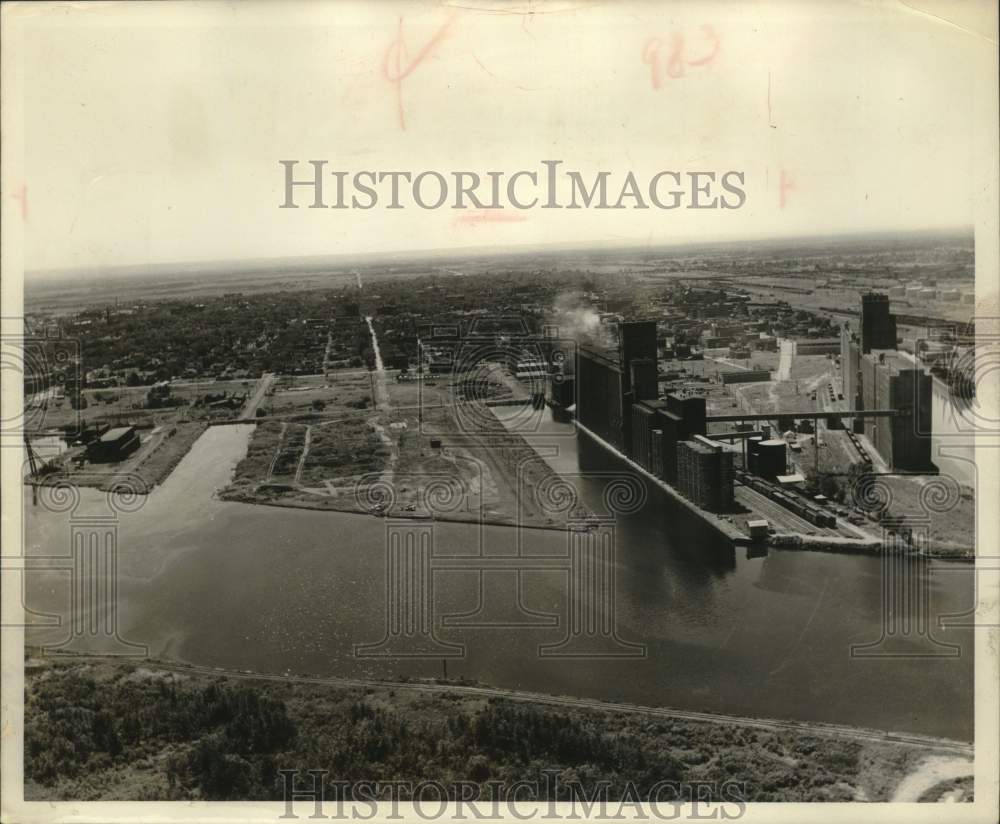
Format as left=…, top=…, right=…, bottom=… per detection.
left=875, top=474, right=976, bottom=552
left=23, top=653, right=972, bottom=803
left=220, top=371, right=571, bottom=529
left=731, top=383, right=819, bottom=417
left=262, top=372, right=373, bottom=417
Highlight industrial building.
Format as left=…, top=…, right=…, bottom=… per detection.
left=631, top=399, right=666, bottom=474
left=676, top=436, right=734, bottom=512
left=795, top=339, right=841, bottom=356
left=549, top=374, right=575, bottom=408
left=577, top=320, right=658, bottom=452
left=840, top=326, right=861, bottom=411
left=842, top=291, right=899, bottom=415
left=860, top=292, right=898, bottom=353
left=577, top=346, right=626, bottom=450
left=629, top=393, right=708, bottom=482
left=860, top=350, right=933, bottom=471
left=747, top=438, right=787, bottom=479
left=578, top=319, right=732, bottom=512
left=619, top=321, right=658, bottom=383
left=721, top=369, right=771, bottom=385
left=629, top=358, right=658, bottom=401
left=86, top=426, right=140, bottom=463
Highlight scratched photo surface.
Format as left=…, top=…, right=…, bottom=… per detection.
left=2, top=0, right=998, bottom=820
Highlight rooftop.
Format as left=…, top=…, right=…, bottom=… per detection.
left=100, top=426, right=136, bottom=442
left=864, top=349, right=925, bottom=375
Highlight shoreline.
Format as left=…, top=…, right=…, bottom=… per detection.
left=215, top=488, right=570, bottom=533
left=769, top=532, right=975, bottom=561
left=26, top=648, right=974, bottom=754
left=212, top=492, right=975, bottom=559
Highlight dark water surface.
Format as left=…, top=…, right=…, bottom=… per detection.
left=24, top=416, right=974, bottom=740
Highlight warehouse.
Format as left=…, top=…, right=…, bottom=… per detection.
left=86, top=426, right=141, bottom=463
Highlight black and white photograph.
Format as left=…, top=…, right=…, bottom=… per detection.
left=1, top=1, right=998, bottom=822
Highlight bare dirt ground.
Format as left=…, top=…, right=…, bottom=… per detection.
left=220, top=372, right=569, bottom=530
left=890, top=755, right=975, bottom=802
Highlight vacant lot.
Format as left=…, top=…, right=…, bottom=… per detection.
left=734, top=382, right=820, bottom=416
left=264, top=373, right=372, bottom=417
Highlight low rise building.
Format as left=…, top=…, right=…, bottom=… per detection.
left=87, top=426, right=140, bottom=463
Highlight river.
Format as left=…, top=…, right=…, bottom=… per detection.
left=22, top=412, right=974, bottom=740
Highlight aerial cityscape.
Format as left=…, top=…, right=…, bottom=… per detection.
left=17, top=229, right=977, bottom=804
left=5, top=0, right=998, bottom=818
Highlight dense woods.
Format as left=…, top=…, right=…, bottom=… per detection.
left=25, top=658, right=940, bottom=803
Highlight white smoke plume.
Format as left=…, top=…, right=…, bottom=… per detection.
left=547, top=291, right=616, bottom=357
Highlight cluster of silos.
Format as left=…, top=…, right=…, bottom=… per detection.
left=746, top=437, right=788, bottom=480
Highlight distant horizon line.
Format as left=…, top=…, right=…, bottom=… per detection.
left=25, top=224, right=973, bottom=284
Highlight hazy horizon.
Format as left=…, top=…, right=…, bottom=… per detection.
left=24, top=224, right=974, bottom=285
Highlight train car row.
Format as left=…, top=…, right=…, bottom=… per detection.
left=844, top=428, right=874, bottom=468
left=737, top=471, right=837, bottom=528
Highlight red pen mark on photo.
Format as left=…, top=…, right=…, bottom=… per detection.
left=12, top=183, right=28, bottom=221
left=383, top=15, right=455, bottom=130
left=642, top=25, right=719, bottom=89
left=454, top=210, right=528, bottom=227
left=779, top=170, right=796, bottom=208
left=687, top=25, right=719, bottom=66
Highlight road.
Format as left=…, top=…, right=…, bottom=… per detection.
left=239, top=372, right=276, bottom=420
left=776, top=338, right=794, bottom=381
left=39, top=652, right=973, bottom=755
left=265, top=422, right=288, bottom=481
left=364, top=316, right=390, bottom=410
left=294, top=426, right=312, bottom=484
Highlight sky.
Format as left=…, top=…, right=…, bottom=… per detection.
left=4, top=0, right=996, bottom=276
